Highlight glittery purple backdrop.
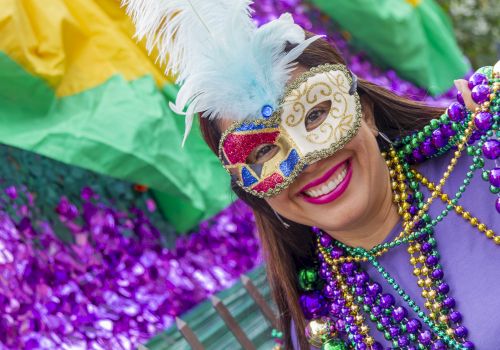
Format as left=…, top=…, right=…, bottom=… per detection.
left=0, top=1, right=462, bottom=349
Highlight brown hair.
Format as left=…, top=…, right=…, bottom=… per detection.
left=199, top=35, right=443, bottom=349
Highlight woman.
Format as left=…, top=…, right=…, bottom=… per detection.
left=124, top=1, right=500, bottom=348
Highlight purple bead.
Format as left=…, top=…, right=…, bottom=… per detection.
left=443, top=297, right=456, bottom=309
left=457, top=91, right=465, bottom=105
left=355, top=271, right=369, bottom=286
left=447, top=102, right=465, bottom=122
left=372, top=342, right=383, bottom=350
left=320, top=234, right=332, bottom=247
left=363, top=295, right=374, bottom=305
left=440, top=123, right=456, bottom=137
left=392, top=306, right=407, bottom=322
left=367, top=282, right=381, bottom=297
left=482, top=140, right=500, bottom=160
left=353, top=333, right=363, bottom=342
left=418, top=330, right=432, bottom=345
left=437, top=282, right=450, bottom=294
left=323, top=284, right=337, bottom=299
left=496, top=198, right=500, bottom=214
left=371, top=305, right=382, bottom=316
left=341, top=306, right=350, bottom=315
left=420, top=139, right=436, bottom=157
left=379, top=294, right=395, bottom=309
left=411, top=148, right=425, bottom=163
left=474, top=111, right=493, bottom=131
left=299, top=292, right=325, bottom=319
left=398, top=335, right=409, bottom=347
left=489, top=168, right=500, bottom=187
left=421, top=242, right=432, bottom=253
left=388, top=326, right=400, bottom=338
left=336, top=319, right=346, bottom=332
left=355, top=286, right=365, bottom=295
left=380, top=316, right=391, bottom=327
left=356, top=343, right=367, bottom=350
left=340, top=261, right=356, bottom=275
left=406, top=319, right=421, bottom=333
left=431, top=339, right=446, bottom=350
left=345, top=315, right=354, bottom=324
left=455, top=325, right=468, bottom=338
left=449, top=310, right=462, bottom=323
left=425, top=255, right=439, bottom=266
left=346, top=276, right=356, bottom=285
left=431, top=269, right=444, bottom=280
left=350, top=325, right=359, bottom=333
left=471, top=84, right=490, bottom=104
left=329, top=302, right=341, bottom=316
left=409, top=206, right=418, bottom=215
left=463, top=341, right=475, bottom=349
left=431, top=129, right=447, bottom=148
left=330, top=246, right=344, bottom=259
left=468, top=72, right=489, bottom=89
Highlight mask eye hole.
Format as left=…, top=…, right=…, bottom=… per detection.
left=246, top=144, right=279, bottom=164
left=305, top=100, right=332, bottom=132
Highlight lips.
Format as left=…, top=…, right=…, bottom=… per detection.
left=300, top=158, right=353, bottom=205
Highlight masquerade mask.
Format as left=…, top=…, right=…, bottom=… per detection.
left=219, top=64, right=362, bottom=198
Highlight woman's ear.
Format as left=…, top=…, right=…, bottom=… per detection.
left=360, top=95, right=378, bottom=137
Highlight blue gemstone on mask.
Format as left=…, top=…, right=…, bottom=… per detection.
left=261, top=105, right=274, bottom=119
left=241, top=167, right=258, bottom=187
left=280, top=149, right=299, bottom=177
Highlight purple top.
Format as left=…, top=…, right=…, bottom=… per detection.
left=292, top=151, right=500, bottom=349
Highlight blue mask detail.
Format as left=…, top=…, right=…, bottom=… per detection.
left=241, top=167, right=258, bottom=187
left=279, top=149, right=299, bottom=177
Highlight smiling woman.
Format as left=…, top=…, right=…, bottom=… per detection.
left=123, top=0, right=500, bottom=349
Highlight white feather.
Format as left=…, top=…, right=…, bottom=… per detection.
left=123, top=0, right=321, bottom=143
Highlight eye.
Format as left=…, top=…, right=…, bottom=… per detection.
left=246, top=144, right=279, bottom=164
left=305, top=100, right=331, bottom=131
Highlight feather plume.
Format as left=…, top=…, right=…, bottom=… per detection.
left=123, top=0, right=321, bottom=145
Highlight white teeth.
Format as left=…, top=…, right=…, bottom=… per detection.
left=305, top=167, right=348, bottom=198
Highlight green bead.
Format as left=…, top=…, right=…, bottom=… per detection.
left=322, top=338, right=347, bottom=350
left=416, top=131, right=426, bottom=142
left=409, top=333, right=417, bottom=342
left=415, top=191, right=424, bottom=201
left=440, top=114, right=449, bottom=124
left=467, top=146, right=476, bottom=156
left=298, top=268, right=318, bottom=291
left=377, top=322, right=384, bottom=331
left=482, top=170, right=490, bottom=181
left=490, top=185, right=500, bottom=194
left=423, top=125, right=432, bottom=135
left=384, top=331, right=392, bottom=340
left=392, top=340, right=399, bottom=348
left=473, top=156, right=485, bottom=168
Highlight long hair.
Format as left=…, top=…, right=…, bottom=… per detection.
left=199, top=34, right=444, bottom=349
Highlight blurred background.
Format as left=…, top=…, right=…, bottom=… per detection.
left=0, top=0, right=498, bottom=349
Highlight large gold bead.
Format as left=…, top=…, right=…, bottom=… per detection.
left=477, top=223, right=487, bottom=232
left=494, top=236, right=500, bottom=245
left=305, top=318, right=332, bottom=347
left=486, top=230, right=495, bottom=238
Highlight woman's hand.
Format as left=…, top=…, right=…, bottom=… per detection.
left=453, top=79, right=480, bottom=112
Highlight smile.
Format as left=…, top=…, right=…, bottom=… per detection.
left=300, top=158, right=352, bottom=204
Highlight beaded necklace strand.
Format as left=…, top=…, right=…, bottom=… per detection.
left=298, top=65, right=499, bottom=349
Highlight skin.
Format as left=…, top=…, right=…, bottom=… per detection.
left=219, top=71, right=476, bottom=250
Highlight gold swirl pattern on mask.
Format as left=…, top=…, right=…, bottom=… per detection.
left=306, top=122, right=334, bottom=144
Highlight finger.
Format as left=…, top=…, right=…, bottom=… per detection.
left=454, top=79, right=479, bottom=112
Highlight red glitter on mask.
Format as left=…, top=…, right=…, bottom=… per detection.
left=252, top=173, right=284, bottom=193
left=223, top=131, right=279, bottom=164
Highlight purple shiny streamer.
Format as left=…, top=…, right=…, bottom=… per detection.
left=0, top=186, right=261, bottom=349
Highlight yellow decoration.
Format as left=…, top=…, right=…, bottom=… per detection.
left=0, top=0, right=174, bottom=97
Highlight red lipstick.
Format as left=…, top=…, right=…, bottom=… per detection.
left=300, top=159, right=353, bottom=205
